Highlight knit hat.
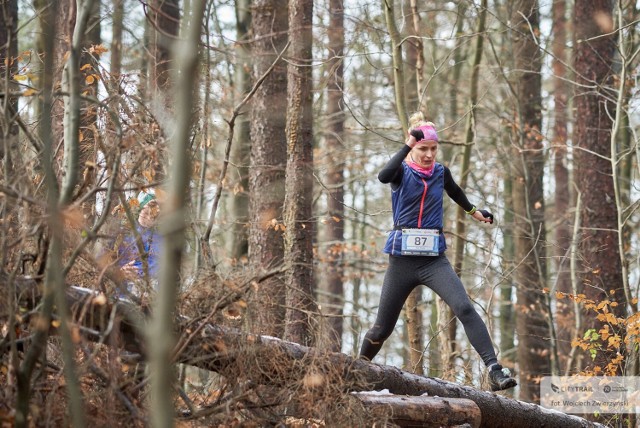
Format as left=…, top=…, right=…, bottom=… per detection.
left=410, top=124, right=439, bottom=143
left=137, top=190, right=156, bottom=209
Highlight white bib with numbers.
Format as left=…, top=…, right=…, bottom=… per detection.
left=401, top=228, right=440, bottom=256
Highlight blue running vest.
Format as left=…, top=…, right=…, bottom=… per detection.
left=383, top=162, right=446, bottom=255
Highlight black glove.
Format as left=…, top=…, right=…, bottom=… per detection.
left=478, top=209, right=494, bottom=224
left=410, top=128, right=424, bottom=141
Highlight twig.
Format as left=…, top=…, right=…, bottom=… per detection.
left=202, top=39, right=292, bottom=245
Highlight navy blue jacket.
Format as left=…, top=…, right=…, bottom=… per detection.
left=380, top=145, right=474, bottom=256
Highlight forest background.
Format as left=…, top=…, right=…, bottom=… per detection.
left=0, top=0, right=639, bottom=426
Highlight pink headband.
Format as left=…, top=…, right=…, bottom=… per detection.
left=414, top=125, right=438, bottom=143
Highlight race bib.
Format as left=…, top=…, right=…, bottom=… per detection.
left=401, top=228, right=440, bottom=256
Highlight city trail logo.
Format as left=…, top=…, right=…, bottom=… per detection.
left=550, top=383, right=593, bottom=393
left=541, top=376, right=638, bottom=414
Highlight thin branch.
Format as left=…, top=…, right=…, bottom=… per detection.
left=202, top=39, right=292, bottom=245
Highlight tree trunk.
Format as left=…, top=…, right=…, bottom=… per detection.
left=401, top=0, right=425, bottom=375
left=283, top=0, right=316, bottom=346
left=248, top=0, right=288, bottom=337
left=382, top=0, right=408, bottom=135
left=500, top=171, right=516, bottom=363
left=573, top=0, right=627, bottom=369
left=0, top=0, right=18, bottom=169
left=229, top=0, right=252, bottom=262
left=511, top=0, right=551, bottom=402
left=147, top=1, right=206, bottom=426
left=443, top=0, right=468, bottom=164
left=357, top=393, right=481, bottom=428
left=551, top=0, right=573, bottom=374
left=320, top=0, right=346, bottom=352
left=77, top=0, right=101, bottom=219
left=149, top=0, right=179, bottom=94
left=449, top=0, right=487, bottom=376
left=402, top=0, right=423, bottom=113
left=147, top=0, right=180, bottom=181
left=49, top=0, right=72, bottom=188
left=109, top=0, right=123, bottom=82
left=60, top=0, right=99, bottom=206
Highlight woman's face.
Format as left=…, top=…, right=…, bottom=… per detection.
left=138, top=200, right=160, bottom=228
left=411, top=140, right=438, bottom=169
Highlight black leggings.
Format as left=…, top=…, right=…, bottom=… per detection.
left=360, top=254, right=498, bottom=367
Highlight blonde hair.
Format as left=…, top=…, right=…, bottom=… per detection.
left=408, top=111, right=435, bottom=130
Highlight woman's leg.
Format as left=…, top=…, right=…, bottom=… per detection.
left=418, top=255, right=498, bottom=367
left=359, top=256, right=420, bottom=360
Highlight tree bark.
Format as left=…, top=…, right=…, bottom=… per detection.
left=248, top=0, right=288, bottom=337
left=229, top=0, right=252, bottom=261
left=47, top=0, right=72, bottom=188
left=449, top=0, right=487, bottom=376
left=511, top=0, right=551, bottom=402
left=320, top=0, right=346, bottom=352
left=382, top=0, right=408, bottom=135
left=551, top=0, right=573, bottom=374
left=147, top=0, right=180, bottom=181
left=357, top=393, right=482, bottom=428
left=148, top=0, right=179, bottom=94
left=402, top=0, right=422, bottom=113
left=0, top=0, right=18, bottom=168
left=401, top=0, right=425, bottom=375
left=148, top=1, right=206, bottom=426
left=77, top=0, right=101, bottom=219
left=573, top=0, right=627, bottom=369
left=283, top=0, right=316, bottom=346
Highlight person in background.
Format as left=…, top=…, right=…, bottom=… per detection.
left=116, top=190, right=162, bottom=295
left=359, top=112, right=517, bottom=392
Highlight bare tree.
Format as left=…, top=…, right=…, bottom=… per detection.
left=449, top=0, right=487, bottom=377
left=319, top=0, right=346, bottom=352
left=229, top=0, right=252, bottom=261
left=148, top=0, right=179, bottom=94
left=401, top=0, right=425, bottom=375
left=148, top=1, right=206, bottom=425
left=283, top=0, right=316, bottom=346
left=573, top=0, right=627, bottom=369
left=248, top=0, right=288, bottom=337
left=511, top=0, right=551, bottom=402
left=147, top=0, right=180, bottom=181
left=551, top=0, right=573, bottom=373
left=0, top=0, right=18, bottom=169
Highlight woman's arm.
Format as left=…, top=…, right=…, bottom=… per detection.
left=379, top=133, right=419, bottom=186
left=378, top=144, right=411, bottom=186
left=444, top=166, right=493, bottom=223
left=443, top=166, right=474, bottom=211
left=443, top=166, right=494, bottom=223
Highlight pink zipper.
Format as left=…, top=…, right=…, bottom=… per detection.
left=417, top=178, right=428, bottom=227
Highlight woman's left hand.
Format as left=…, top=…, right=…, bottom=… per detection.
left=405, top=133, right=418, bottom=148
left=472, top=209, right=494, bottom=224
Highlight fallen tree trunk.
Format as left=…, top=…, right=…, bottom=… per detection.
left=179, top=324, right=602, bottom=428
left=3, top=279, right=605, bottom=428
left=356, top=393, right=482, bottom=428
